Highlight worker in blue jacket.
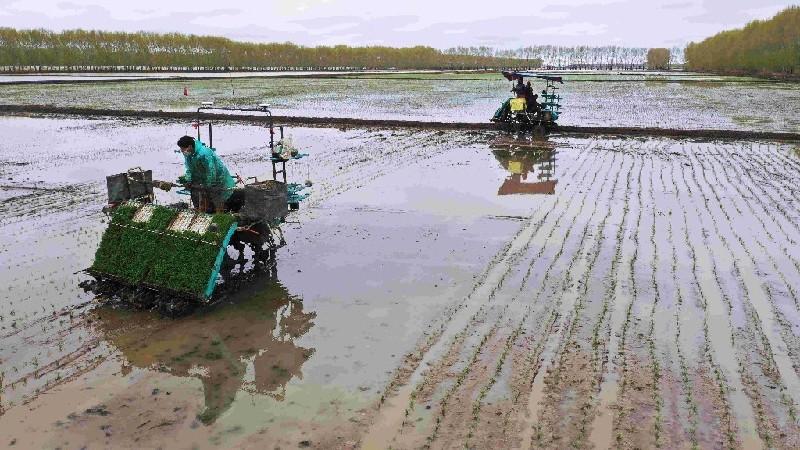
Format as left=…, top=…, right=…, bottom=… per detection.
left=176, top=135, right=238, bottom=213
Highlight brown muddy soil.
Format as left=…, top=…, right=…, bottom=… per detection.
left=1, top=116, right=799, bottom=449
left=3, top=105, right=800, bottom=142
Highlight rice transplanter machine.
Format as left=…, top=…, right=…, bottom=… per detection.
left=86, top=104, right=310, bottom=310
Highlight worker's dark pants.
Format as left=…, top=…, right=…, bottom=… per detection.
left=191, top=189, right=244, bottom=213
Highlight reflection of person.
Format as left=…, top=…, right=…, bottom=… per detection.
left=176, top=135, right=237, bottom=213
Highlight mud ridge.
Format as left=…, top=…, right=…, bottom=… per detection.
left=2, top=105, right=800, bottom=142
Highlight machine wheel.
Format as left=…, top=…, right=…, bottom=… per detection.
left=244, top=223, right=278, bottom=269
left=532, top=123, right=546, bottom=137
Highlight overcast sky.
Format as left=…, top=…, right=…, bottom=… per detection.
left=0, top=0, right=794, bottom=48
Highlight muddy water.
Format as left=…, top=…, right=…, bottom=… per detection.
left=1, top=72, right=799, bottom=132
left=2, top=116, right=800, bottom=449
left=0, top=117, right=534, bottom=447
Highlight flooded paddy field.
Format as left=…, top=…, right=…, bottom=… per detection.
left=1, top=72, right=799, bottom=132
left=1, top=115, right=800, bottom=449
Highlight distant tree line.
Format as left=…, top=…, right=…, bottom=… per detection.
left=445, top=45, right=685, bottom=70
left=685, top=6, right=799, bottom=78
left=0, top=28, right=539, bottom=72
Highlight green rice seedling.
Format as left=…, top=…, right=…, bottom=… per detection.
left=91, top=203, right=237, bottom=298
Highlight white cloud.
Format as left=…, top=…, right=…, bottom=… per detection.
left=523, top=22, right=608, bottom=36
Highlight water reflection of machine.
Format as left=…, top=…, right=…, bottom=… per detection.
left=491, top=138, right=558, bottom=195
left=90, top=273, right=315, bottom=424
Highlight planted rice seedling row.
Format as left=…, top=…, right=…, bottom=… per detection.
left=588, top=152, right=641, bottom=448
left=677, top=153, right=758, bottom=448
left=359, top=144, right=604, bottom=449
left=527, top=151, right=631, bottom=449
left=370, top=146, right=611, bottom=448
left=512, top=154, right=632, bottom=445
left=407, top=148, right=615, bottom=447
left=684, top=148, right=800, bottom=433
left=687, top=152, right=797, bottom=444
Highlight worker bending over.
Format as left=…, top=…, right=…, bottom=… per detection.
left=176, top=135, right=238, bottom=213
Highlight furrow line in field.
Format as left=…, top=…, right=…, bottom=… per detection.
left=454, top=146, right=620, bottom=448
left=646, top=157, right=665, bottom=446
left=454, top=140, right=598, bottom=301
left=527, top=149, right=631, bottom=449
left=711, top=150, right=800, bottom=270
left=414, top=141, right=599, bottom=349
left=611, top=148, right=644, bottom=439
left=423, top=311, right=506, bottom=447
left=728, top=147, right=800, bottom=236
left=706, top=149, right=800, bottom=312
left=555, top=151, right=632, bottom=446
left=422, top=148, right=622, bottom=448
left=508, top=143, right=616, bottom=294
left=668, top=152, right=737, bottom=449
left=706, top=149, right=800, bottom=370
left=775, top=145, right=800, bottom=173
left=612, top=153, right=664, bottom=448
left=404, top=309, right=486, bottom=412
left=465, top=161, right=612, bottom=446
left=484, top=148, right=621, bottom=444
left=677, top=153, right=761, bottom=449
left=464, top=308, right=531, bottom=447
left=498, top=306, right=558, bottom=443
left=463, top=149, right=628, bottom=448
left=687, top=149, right=800, bottom=411
left=762, top=141, right=800, bottom=172
left=583, top=147, right=637, bottom=449
left=722, top=150, right=800, bottom=241
left=400, top=305, right=511, bottom=449
left=669, top=210, right=700, bottom=447
left=647, top=153, right=700, bottom=449
left=739, top=143, right=800, bottom=206
left=681, top=201, right=739, bottom=447
left=686, top=148, right=799, bottom=445
left=666, top=150, right=721, bottom=448
left=360, top=141, right=595, bottom=415
left=359, top=145, right=604, bottom=448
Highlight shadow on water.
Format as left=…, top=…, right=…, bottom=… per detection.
left=490, top=136, right=558, bottom=195
left=88, top=271, right=316, bottom=425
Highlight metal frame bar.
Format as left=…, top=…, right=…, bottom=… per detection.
left=195, top=105, right=288, bottom=182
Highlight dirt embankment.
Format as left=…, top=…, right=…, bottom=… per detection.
left=688, top=69, right=800, bottom=82
left=2, top=104, right=800, bottom=142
